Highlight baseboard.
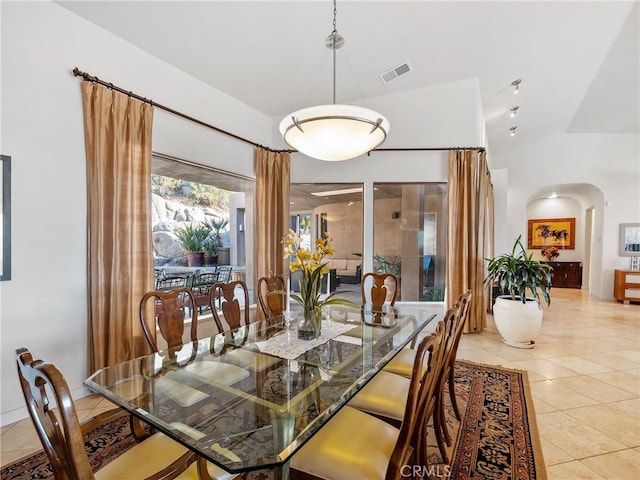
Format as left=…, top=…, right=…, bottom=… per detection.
left=1, top=384, right=93, bottom=427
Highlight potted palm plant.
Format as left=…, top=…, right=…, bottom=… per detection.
left=484, top=234, right=553, bottom=348
left=207, top=217, right=230, bottom=264
left=203, top=238, right=218, bottom=265
left=173, top=223, right=210, bottom=267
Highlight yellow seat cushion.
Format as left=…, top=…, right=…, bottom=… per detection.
left=224, top=348, right=281, bottom=372
left=382, top=348, right=416, bottom=378
left=184, top=360, right=250, bottom=385
left=348, top=371, right=409, bottom=421
left=291, top=406, right=398, bottom=480
left=95, top=432, right=237, bottom=480
left=155, top=377, right=208, bottom=407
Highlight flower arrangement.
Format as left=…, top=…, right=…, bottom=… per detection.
left=283, top=230, right=358, bottom=338
left=541, top=246, right=560, bottom=261
left=284, top=230, right=357, bottom=311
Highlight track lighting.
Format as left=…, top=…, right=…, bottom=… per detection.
left=511, top=79, right=521, bottom=94
left=510, top=106, right=519, bottom=118
left=509, top=126, right=517, bottom=136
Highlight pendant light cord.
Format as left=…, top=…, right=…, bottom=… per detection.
left=332, top=0, right=338, bottom=104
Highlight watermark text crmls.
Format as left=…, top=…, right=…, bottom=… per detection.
left=400, top=464, right=451, bottom=478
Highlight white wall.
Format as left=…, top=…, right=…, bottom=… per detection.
left=492, top=133, right=639, bottom=300
left=0, top=1, right=273, bottom=425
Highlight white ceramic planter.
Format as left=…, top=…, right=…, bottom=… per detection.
left=493, top=296, right=543, bottom=348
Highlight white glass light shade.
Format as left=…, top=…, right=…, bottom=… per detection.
left=279, top=104, right=390, bottom=161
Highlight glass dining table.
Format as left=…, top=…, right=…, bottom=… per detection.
left=85, top=304, right=439, bottom=476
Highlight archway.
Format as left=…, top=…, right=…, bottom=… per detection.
left=526, top=183, right=605, bottom=296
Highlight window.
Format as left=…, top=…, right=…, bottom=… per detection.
left=290, top=183, right=364, bottom=294
left=151, top=153, right=255, bottom=299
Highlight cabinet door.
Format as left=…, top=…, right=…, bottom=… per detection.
left=549, top=262, right=565, bottom=287
left=564, top=263, right=581, bottom=288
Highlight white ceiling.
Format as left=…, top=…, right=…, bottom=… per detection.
left=58, top=1, right=639, bottom=157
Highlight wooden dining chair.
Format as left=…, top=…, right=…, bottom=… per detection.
left=361, top=272, right=398, bottom=313
left=140, top=287, right=198, bottom=354
left=15, top=347, right=240, bottom=480
left=348, top=306, right=459, bottom=464
left=290, top=322, right=445, bottom=480
left=445, top=290, right=473, bottom=423
left=383, top=290, right=471, bottom=379
left=256, top=274, right=286, bottom=320
left=209, top=280, right=251, bottom=332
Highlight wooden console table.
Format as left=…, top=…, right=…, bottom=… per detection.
left=614, top=269, right=640, bottom=304
left=546, top=261, right=582, bottom=288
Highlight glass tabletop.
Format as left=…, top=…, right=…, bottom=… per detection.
left=85, top=305, right=439, bottom=474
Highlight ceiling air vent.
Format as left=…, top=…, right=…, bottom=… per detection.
left=379, top=62, right=412, bottom=84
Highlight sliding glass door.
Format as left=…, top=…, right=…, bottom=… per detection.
left=373, top=183, right=447, bottom=301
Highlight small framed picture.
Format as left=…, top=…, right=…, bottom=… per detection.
left=619, top=223, right=640, bottom=256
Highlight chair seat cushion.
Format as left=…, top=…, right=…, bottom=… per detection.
left=184, top=360, right=250, bottom=386
left=291, top=405, right=398, bottom=480
left=348, top=371, right=409, bottom=421
left=155, top=377, right=209, bottom=407
left=95, top=432, right=236, bottom=480
left=341, top=325, right=391, bottom=341
left=224, top=348, right=281, bottom=372
left=382, top=348, right=416, bottom=378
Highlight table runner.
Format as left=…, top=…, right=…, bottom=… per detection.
left=255, top=319, right=356, bottom=360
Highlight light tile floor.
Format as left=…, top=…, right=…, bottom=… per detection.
left=456, top=288, right=640, bottom=479
left=2, top=288, right=639, bottom=479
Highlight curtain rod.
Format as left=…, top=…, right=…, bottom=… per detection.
left=73, top=67, right=287, bottom=154
left=73, top=67, right=485, bottom=156
left=371, top=147, right=485, bottom=154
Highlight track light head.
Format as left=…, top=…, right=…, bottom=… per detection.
left=511, top=79, right=522, bottom=94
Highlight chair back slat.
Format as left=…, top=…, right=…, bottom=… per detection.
left=257, top=275, right=286, bottom=319
left=210, top=280, right=250, bottom=332
left=16, top=348, right=95, bottom=480
left=361, top=272, right=398, bottom=312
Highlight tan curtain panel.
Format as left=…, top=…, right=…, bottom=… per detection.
left=81, top=82, right=154, bottom=372
left=446, top=149, right=494, bottom=333
left=254, top=148, right=291, bottom=319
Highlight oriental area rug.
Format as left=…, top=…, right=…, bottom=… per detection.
left=0, top=361, right=545, bottom=480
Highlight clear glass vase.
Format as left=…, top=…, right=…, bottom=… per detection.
left=297, top=307, right=322, bottom=340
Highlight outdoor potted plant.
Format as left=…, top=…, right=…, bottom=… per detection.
left=207, top=217, right=230, bottom=264
left=203, top=238, right=218, bottom=265
left=173, top=223, right=210, bottom=267
left=484, top=234, right=553, bottom=348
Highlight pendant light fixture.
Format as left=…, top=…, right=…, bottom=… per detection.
left=279, top=0, right=390, bottom=161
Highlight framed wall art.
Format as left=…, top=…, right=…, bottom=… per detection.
left=619, top=223, right=640, bottom=256
left=527, top=217, right=575, bottom=250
